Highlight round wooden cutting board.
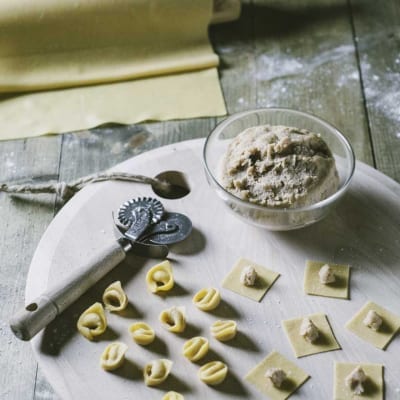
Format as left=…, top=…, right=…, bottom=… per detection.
left=25, top=139, right=400, bottom=399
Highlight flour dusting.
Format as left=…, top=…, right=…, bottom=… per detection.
left=255, top=43, right=360, bottom=112
left=256, top=44, right=354, bottom=82
left=361, top=54, right=400, bottom=127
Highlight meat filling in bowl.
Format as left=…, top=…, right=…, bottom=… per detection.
left=220, top=125, right=339, bottom=208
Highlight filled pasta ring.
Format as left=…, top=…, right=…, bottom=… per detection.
left=146, top=260, right=174, bottom=293
left=210, top=320, right=237, bottom=341
left=162, top=392, right=184, bottom=400
left=143, top=359, right=173, bottom=386
left=159, top=306, right=186, bottom=333
left=182, top=336, right=209, bottom=362
left=129, top=322, right=155, bottom=345
left=198, top=361, right=228, bottom=385
left=100, top=342, right=128, bottom=371
left=192, top=287, right=221, bottom=311
left=77, top=302, right=107, bottom=340
left=102, top=281, right=128, bottom=312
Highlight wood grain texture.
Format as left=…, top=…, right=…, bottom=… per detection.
left=252, top=0, right=373, bottom=165
left=0, top=136, right=61, bottom=400
left=349, top=0, right=400, bottom=181
left=211, top=0, right=258, bottom=115
left=26, top=140, right=400, bottom=399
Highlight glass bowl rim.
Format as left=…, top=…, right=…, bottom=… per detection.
left=203, top=107, right=356, bottom=214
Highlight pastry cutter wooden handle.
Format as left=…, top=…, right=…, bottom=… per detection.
left=10, top=238, right=130, bottom=341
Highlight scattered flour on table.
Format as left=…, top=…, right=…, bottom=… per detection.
left=254, top=41, right=400, bottom=140
left=255, top=44, right=358, bottom=111
left=361, top=54, right=400, bottom=128
left=256, top=44, right=354, bottom=82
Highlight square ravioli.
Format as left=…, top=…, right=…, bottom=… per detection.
left=304, top=260, right=350, bottom=299
left=282, top=313, right=341, bottom=358
left=222, top=258, right=280, bottom=302
left=334, top=362, right=384, bottom=400
left=346, top=301, right=400, bottom=350
left=245, top=350, right=310, bottom=400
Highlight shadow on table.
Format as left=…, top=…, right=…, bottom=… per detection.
left=270, top=182, right=400, bottom=274
left=211, top=1, right=365, bottom=42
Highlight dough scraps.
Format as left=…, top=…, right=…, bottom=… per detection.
left=245, top=350, right=310, bottom=400
left=346, top=301, right=400, bottom=350
left=304, top=260, right=350, bottom=299
left=222, top=257, right=280, bottom=302
left=282, top=313, right=341, bottom=358
left=334, top=362, right=384, bottom=400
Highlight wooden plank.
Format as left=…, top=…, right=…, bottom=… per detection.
left=211, top=0, right=257, bottom=116
left=0, top=136, right=61, bottom=400
left=349, top=0, right=400, bottom=182
left=253, top=0, right=374, bottom=165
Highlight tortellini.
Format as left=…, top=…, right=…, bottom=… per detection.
left=77, top=302, right=107, bottom=340
left=182, top=336, right=209, bottom=362
left=192, top=287, right=221, bottom=311
left=146, top=260, right=174, bottom=293
left=210, top=320, right=237, bottom=342
left=100, top=342, right=128, bottom=371
left=159, top=306, right=186, bottom=333
left=143, top=359, right=173, bottom=386
left=162, top=392, right=184, bottom=400
left=102, top=281, right=128, bottom=312
left=198, top=361, right=228, bottom=386
left=129, top=322, right=155, bottom=345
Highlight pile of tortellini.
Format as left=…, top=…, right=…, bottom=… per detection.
left=76, top=260, right=238, bottom=397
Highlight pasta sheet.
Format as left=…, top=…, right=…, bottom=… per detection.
left=0, top=0, right=226, bottom=140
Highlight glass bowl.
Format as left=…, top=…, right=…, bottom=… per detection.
left=203, top=108, right=355, bottom=231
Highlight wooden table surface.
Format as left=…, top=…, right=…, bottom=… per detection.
left=1, top=1, right=399, bottom=399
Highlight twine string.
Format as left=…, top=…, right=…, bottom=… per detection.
left=0, top=171, right=170, bottom=202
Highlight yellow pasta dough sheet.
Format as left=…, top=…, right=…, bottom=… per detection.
left=282, top=313, right=341, bottom=358
left=0, top=0, right=218, bottom=91
left=222, top=258, right=280, bottom=302
left=0, top=68, right=226, bottom=141
left=334, top=362, right=384, bottom=400
left=346, top=301, right=400, bottom=350
left=245, top=351, right=310, bottom=400
left=0, top=0, right=227, bottom=140
left=303, top=260, right=350, bottom=299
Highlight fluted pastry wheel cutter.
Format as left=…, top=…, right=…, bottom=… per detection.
left=10, top=196, right=192, bottom=341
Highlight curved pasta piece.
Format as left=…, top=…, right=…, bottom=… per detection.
left=100, top=342, right=128, bottom=371
left=162, top=392, right=184, bottom=400
left=159, top=306, right=186, bottom=333
left=146, top=260, right=174, bottom=293
left=182, top=336, right=209, bottom=362
left=143, top=359, right=173, bottom=386
left=198, top=361, right=228, bottom=385
left=192, top=287, right=221, bottom=311
left=129, top=322, right=155, bottom=345
left=210, top=320, right=237, bottom=341
left=102, top=281, right=128, bottom=312
left=77, top=302, right=107, bottom=340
